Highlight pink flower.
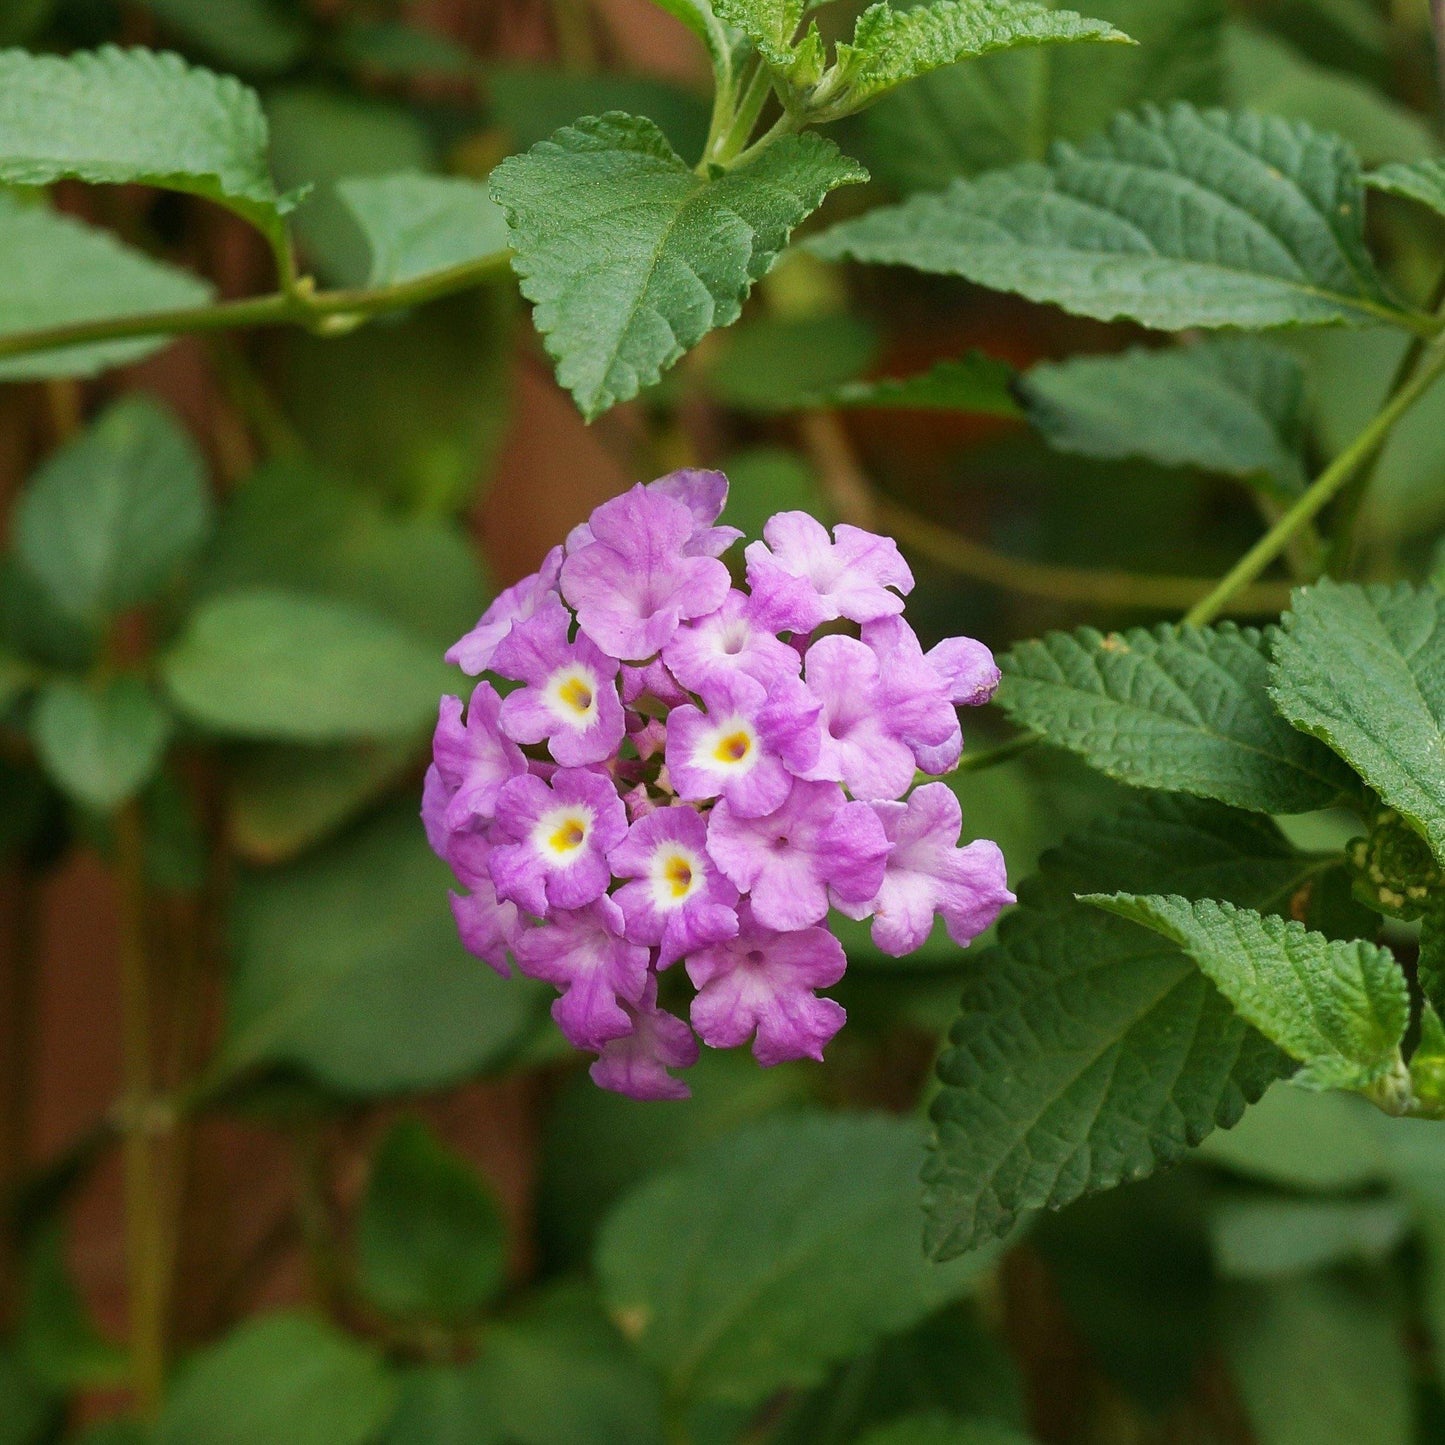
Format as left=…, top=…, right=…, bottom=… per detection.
left=446, top=546, right=563, bottom=674
left=429, top=683, right=526, bottom=832
left=589, top=974, right=699, bottom=1100
left=663, top=589, right=802, bottom=692
left=450, top=880, right=520, bottom=978
left=649, top=468, right=744, bottom=558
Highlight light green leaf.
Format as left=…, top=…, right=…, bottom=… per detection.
left=161, top=590, right=450, bottom=743
left=812, top=104, right=1405, bottom=333
left=15, top=397, right=211, bottom=622
left=223, top=804, right=543, bottom=1095
left=0, top=194, right=212, bottom=381
left=490, top=113, right=867, bottom=420
left=710, top=0, right=818, bottom=75
left=596, top=1113, right=995, bottom=1408
left=1223, top=1276, right=1413, bottom=1445
left=31, top=679, right=171, bottom=814
left=335, top=173, right=510, bottom=287
left=827, top=354, right=1022, bottom=415
left=857, top=1417, right=1035, bottom=1445
left=1210, top=1194, right=1409, bottom=1279
left=1368, top=157, right=1445, bottom=218
left=997, top=623, right=1354, bottom=814
left=832, top=0, right=1131, bottom=113
left=1226, top=25, right=1434, bottom=167
left=1271, top=581, right=1445, bottom=863
left=357, top=1119, right=507, bottom=1324
left=1020, top=338, right=1307, bottom=491
left=0, top=46, right=291, bottom=238
left=1089, top=895, right=1409, bottom=1092
left=136, top=0, right=310, bottom=76
left=156, top=1314, right=398, bottom=1445
left=862, top=0, right=1225, bottom=192
left=925, top=794, right=1305, bottom=1260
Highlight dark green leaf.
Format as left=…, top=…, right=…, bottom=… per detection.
left=136, top=0, right=310, bottom=75
left=380, top=1366, right=504, bottom=1445
left=718, top=448, right=829, bottom=543
left=703, top=314, right=879, bottom=412
left=357, top=1119, right=507, bottom=1323
left=336, top=21, right=475, bottom=79
left=490, top=113, right=867, bottom=419
left=813, top=104, right=1404, bottom=333
left=1210, top=1194, right=1409, bottom=1278
left=997, top=623, right=1353, bottom=814
left=15, top=397, right=211, bottom=622
left=826, top=355, right=1022, bottom=416
left=855, top=1417, right=1035, bottom=1445
left=1369, top=157, right=1445, bottom=217
left=0, top=1349, right=53, bottom=1445
left=31, top=678, right=171, bottom=813
left=596, top=1113, right=998, bottom=1408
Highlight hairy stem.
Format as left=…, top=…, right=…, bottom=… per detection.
left=1185, top=338, right=1445, bottom=627
left=711, top=63, right=775, bottom=166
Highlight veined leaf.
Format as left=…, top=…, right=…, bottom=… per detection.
left=31, top=678, right=172, bottom=813
left=925, top=793, right=1302, bottom=1260
left=1089, top=895, right=1409, bottom=1093
left=812, top=104, right=1406, bottom=333
left=711, top=0, right=822, bottom=77
left=1020, top=338, right=1307, bottom=491
left=827, top=354, right=1023, bottom=415
left=997, top=623, right=1354, bottom=814
left=335, top=173, right=510, bottom=287
left=490, top=113, right=866, bottom=420
left=0, top=194, right=212, bottom=381
left=1367, top=157, right=1445, bottom=219
left=1270, top=581, right=1445, bottom=863
left=0, top=46, right=292, bottom=237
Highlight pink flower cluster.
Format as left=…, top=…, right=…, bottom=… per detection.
left=423, top=471, right=1013, bottom=1100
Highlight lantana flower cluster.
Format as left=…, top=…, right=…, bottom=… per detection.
left=423, top=471, right=1013, bottom=1100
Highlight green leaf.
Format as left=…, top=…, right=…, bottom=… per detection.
left=997, top=623, right=1353, bottom=814
left=335, top=20, right=476, bottom=80
left=827, top=354, right=1022, bottom=416
left=861, top=0, right=1225, bottom=193
left=925, top=794, right=1304, bottom=1260
left=490, top=114, right=867, bottom=420
left=1222, top=1276, right=1413, bottom=1445
left=335, top=173, right=510, bottom=287
left=1089, top=895, right=1409, bottom=1092
left=0, top=1348, right=53, bottom=1445
left=18, top=1224, right=128, bottom=1391
left=0, top=46, right=291, bottom=238
left=703, top=314, right=880, bottom=412
left=136, top=0, right=310, bottom=76
left=357, top=1119, right=507, bottom=1324
left=832, top=0, right=1132, bottom=113
left=1020, top=338, right=1307, bottom=492
left=31, top=679, right=171, bottom=813
left=710, top=0, right=818, bottom=75
left=15, top=397, right=211, bottom=623
left=1368, top=157, right=1445, bottom=219
left=856, top=1417, right=1035, bottom=1445
left=1209, top=1194, right=1409, bottom=1279
left=161, top=590, right=451, bottom=743
left=156, top=1313, right=398, bottom=1445
left=0, top=194, right=212, bottom=381
left=1271, top=581, right=1445, bottom=863
left=1420, top=914, right=1445, bottom=1025
left=596, top=1113, right=995, bottom=1408
left=812, top=104, right=1404, bottom=333
left=717, top=448, right=830, bottom=543
left=0, top=646, right=37, bottom=716
left=379, top=1366, right=505, bottom=1445
left=222, top=804, right=543, bottom=1095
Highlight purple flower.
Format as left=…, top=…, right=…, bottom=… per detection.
left=514, top=895, right=651, bottom=1050
left=560, top=485, right=731, bottom=660
left=928, top=634, right=1000, bottom=706
left=707, top=779, right=890, bottom=931
left=492, top=597, right=625, bottom=767
left=649, top=468, right=744, bottom=558
left=662, top=589, right=802, bottom=692
left=836, top=783, right=1014, bottom=956
left=450, top=881, right=520, bottom=977
left=666, top=672, right=821, bottom=817
left=686, top=902, right=846, bottom=1065
left=488, top=768, right=627, bottom=915
left=745, top=512, right=913, bottom=634
left=430, top=683, right=527, bottom=832
left=610, top=806, right=739, bottom=966
left=446, top=546, right=563, bottom=675
left=622, top=658, right=690, bottom=710
left=589, top=974, right=699, bottom=1101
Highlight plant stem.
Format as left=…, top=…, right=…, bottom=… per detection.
left=711, top=63, right=774, bottom=166
left=0, top=252, right=513, bottom=368
left=1185, top=338, right=1445, bottom=627
left=116, top=801, right=166, bottom=1417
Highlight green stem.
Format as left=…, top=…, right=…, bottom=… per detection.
left=1185, top=338, right=1445, bottom=627
left=711, top=63, right=775, bottom=166
left=0, top=252, right=512, bottom=369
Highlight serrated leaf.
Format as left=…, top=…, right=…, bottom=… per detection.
left=335, top=173, right=510, bottom=287
left=1020, top=338, right=1307, bottom=491
left=596, top=1113, right=994, bottom=1408
left=1270, top=581, right=1445, bottom=863
left=490, top=113, right=866, bottom=420
left=997, top=623, right=1353, bottom=814
left=833, top=0, right=1131, bottom=112
left=710, top=0, right=821, bottom=75
left=827, top=354, right=1022, bottom=415
left=0, top=194, right=213, bottom=381
left=812, top=103, right=1405, bottom=333
left=0, top=46, right=290, bottom=238
left=15, top=396, right=212, bottom=623
left=31, top=679, right=171, bottom=813
left=862, top=0, right=1226, bottom=193
left=1089, top=895, right=1408, bottom=1092
left=1367, top=157, right=1445, bottom=218
left=160, top=590, right=451, bottom=743
left=924, top=793, right=1304, bottom=1260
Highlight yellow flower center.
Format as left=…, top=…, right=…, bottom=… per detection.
left=557, top=675, right=594, bottom=715
left=714, top=730, right=752, bottom=764
left=662, top=853, right=694, bottom=898
left=548, top=817, right=587, bottom=853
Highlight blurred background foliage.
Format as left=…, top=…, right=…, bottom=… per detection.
left=1, top=0, right=1444, bottom=1442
